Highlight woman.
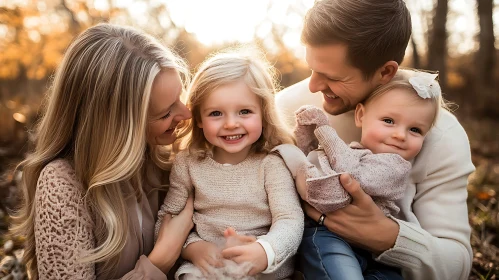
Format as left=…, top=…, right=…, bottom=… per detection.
left=12, top=23, right=194, bottom=279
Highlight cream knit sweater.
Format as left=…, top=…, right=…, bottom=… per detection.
left=275, top=78, right=475, bottom=280
left=156, top=151, right=304, bottom=279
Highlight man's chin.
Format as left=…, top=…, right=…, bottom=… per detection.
left=322, top=102, right=351, bottom=116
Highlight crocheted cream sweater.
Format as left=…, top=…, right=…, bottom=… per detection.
left=34, top=159, right=167, bottom=279
left=156, top=151, right=304, bottom=279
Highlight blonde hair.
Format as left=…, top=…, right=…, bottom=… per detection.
left=11, top=23, right=189, bottom=279
left=175, top=46, right=294, bottom=157
left=365, top=68, right=446, bottom=127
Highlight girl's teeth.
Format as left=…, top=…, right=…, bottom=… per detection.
left=225, top=135, right=242, bottom=140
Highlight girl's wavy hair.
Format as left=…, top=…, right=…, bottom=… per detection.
left=174, top=46, right=295, bottom=157
left=11, top=23, right=189, bottom=279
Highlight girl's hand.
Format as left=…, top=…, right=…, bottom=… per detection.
left=182, top=240, right=224, bottom=277
left=149, top=195, right=194, bottom=273
left=303, top=173, right=399, bottom=255
left=223, top=227, right=256, bottom=248
left=221, top=242, right=268, bottom=276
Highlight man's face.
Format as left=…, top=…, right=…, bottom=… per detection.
left=306, top=44, right=380, bottom=116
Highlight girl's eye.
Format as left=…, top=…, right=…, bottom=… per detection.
left=209, top=111, right=222, bottom=117
left=410, top=127, right=422, bottom=134
left=160, top=112, right=171, bottom=120
left=382, top=118, right=394, bottom=124
left=240, top=109, right=251, bottom=115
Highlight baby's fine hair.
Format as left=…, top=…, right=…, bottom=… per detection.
left=365, top=69, right=446, bottom=127
left=176, top=46, right=295, bottom=157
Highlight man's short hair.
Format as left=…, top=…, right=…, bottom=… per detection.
left=301, top=0, right=412, bottom=79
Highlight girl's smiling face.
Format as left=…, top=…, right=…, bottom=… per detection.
left=198, top=80, right=263, bottom=164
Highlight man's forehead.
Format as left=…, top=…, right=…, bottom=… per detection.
left=305, top=44, right=350, bottom=74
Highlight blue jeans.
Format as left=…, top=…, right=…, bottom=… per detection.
left=297, top=222, right=402, bottom=280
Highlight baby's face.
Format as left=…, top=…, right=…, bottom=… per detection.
left=356, top=88, right=435, bottom=161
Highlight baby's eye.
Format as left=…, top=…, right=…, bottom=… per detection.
left=383, top=118, right=394, bottom=124
left=240, top=109, right=251, bottom=115
left=209, top=111, right=222, bottom=117
left=410, top=127, right=422, bottom=134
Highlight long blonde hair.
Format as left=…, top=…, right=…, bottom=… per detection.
left=11, top=23, right=189, bottom=279
left=176, top=46, right=294, bottom=157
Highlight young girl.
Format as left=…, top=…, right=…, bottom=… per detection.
left=11, top=23, right=195, bottom=279
left=277, top=69, right=443, bottom=280
left=155, top=48, right=304, bottom=279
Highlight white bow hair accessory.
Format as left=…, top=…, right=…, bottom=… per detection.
left=408, top=72, right=441, bottom=99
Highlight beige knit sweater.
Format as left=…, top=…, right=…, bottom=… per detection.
left=156, top=151, right=304, bottom=279
left=275, top=78, right=475, bottom=280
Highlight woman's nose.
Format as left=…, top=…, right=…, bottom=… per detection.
left=175, top=103, right=192, bottom=121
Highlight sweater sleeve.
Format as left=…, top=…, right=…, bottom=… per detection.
left=257, top=154, right=304, bottom=273
left=314, top=125, right=410, bottom=202
left=155, top=152, right=192, bottom=240
left=35, top=161, right=166, bottom=280
left=375, top=120, right=475, bottom=280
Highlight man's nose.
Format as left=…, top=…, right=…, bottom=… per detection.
left=308, top=71, right=327, bottom=94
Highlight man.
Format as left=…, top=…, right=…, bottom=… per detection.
left=275, top=0, right=475, bottom=279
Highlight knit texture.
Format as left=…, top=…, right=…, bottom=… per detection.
left=275, top=78, right=475, bottom=280
left=156, top=151, right=304, bottom=280
left=293, top=105, right=411, bottom=215
left=34, top=159, right=166, bottom=280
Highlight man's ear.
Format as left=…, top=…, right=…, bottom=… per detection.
left=354, top=103, right=365, bottom=128
left=377, top=61, right=398, bottom=85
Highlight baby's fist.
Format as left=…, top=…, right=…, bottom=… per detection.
left=295, top=105, right=329, bottom=127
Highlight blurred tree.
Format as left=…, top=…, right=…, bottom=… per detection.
left=476, top=0, right=497, bottom=117
left=427, top=0, right=448, bottom=91
left=411, top=37, right=421, bottom=69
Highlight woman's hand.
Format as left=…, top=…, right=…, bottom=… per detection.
left=148, top=195, right=194, bottom=273
left=182, top=241, right=224, bottom=277
left=221, top=242, right=268, bottom=276
left=303, top=173, right=399, bottom=255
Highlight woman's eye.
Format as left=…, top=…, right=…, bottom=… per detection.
left=240, top=109, right=251, bottom=115
left=209, top=111, right=222, bottom=117
left=410, top=127, right=422, bottom=134
left=160, top=112, right=171, bottom=119
left=383, top=118, right=394, bottom=124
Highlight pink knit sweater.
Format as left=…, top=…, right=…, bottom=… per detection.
left=278, top=105, right=411, bottom=215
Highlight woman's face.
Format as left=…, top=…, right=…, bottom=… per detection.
left=147, top=70, right=192, bottom=146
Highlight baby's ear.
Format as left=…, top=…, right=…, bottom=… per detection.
left=354, top=104, right=365, bottom=128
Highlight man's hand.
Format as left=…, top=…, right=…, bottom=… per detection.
left=181, top=241, right=224, bottom=277
left=303, top=173, right=399, bottom=255
left=221, top=242, right=268, bottom=276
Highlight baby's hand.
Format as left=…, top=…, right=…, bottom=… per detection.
left=221, top=242, right=268, bottom=276
left=181, top=240, right=224, bottom=277
left=295, top=105, right=329, bottom=127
